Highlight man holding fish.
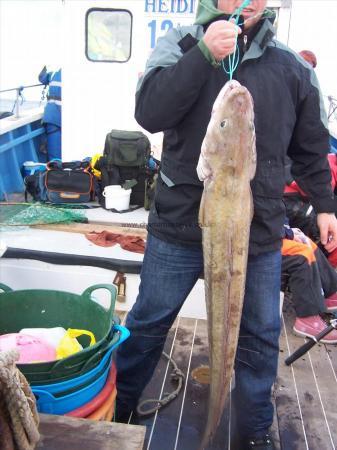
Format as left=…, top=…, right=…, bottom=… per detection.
left=116, top=1, right=337, bottom=448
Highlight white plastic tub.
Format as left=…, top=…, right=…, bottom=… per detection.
left=102, top=185, right=131, bottom=211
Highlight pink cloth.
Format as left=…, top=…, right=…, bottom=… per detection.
left=0, top=333, right=56, bottom=363
left=85, top=231, right=145, bottom=254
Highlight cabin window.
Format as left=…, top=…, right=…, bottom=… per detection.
left=86, top=9, right=132, bottom=63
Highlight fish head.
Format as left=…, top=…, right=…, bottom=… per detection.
left=213, top=79, right=254, bottom=124
left=198, top=80, right=256, bottom=182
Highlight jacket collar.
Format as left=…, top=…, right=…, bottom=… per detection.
left=242, top=18, right=275, bottom=62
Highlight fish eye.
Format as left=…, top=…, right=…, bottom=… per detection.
left=220, top=120, right=228, bottom=128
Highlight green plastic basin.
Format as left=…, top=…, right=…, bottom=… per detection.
left=0, top=283, right=117, bottom=380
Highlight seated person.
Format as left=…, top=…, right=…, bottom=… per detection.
left=282, top=225, right=337, bottom=343
left=283, top=152, right=337, bottom=267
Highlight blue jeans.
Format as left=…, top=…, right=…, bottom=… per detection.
left=116, top=234, right=281, bottom=436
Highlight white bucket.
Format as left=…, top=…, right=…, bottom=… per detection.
left=102, top=185, right=132, bottom=211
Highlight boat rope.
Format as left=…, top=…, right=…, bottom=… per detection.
left=0, top=350, right=40, bottom=450
left=136, top=351, right=185, bottom=416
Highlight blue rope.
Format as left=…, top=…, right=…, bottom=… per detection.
left=222, top=0, right=251, bottom=79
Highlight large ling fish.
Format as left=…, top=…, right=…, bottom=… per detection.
left=197, top=80, right=257, bottom=449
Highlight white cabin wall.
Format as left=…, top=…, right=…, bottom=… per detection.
left=63, top=1, right=140, bottom=161
left=62, top=0, right=197, bottom=161
left=286, top=0, right=337, bottom=100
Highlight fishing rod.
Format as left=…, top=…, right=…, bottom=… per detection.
left=285, top=316, right=337, bottom=365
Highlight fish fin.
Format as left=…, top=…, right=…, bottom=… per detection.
left=249, top=138, right=257, bottom=179
left=197, top=142, right=213, bottom=181
left=199, top=192, right=206, bottom=227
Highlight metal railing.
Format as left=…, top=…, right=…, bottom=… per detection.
left=0, top=83, right=45, bottom=119
left=328, top=95, right=337, bottom=122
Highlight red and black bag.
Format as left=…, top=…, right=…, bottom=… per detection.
left=44, top=160, right=94, bottom=203
left=25, top=160, right=95, bottom=203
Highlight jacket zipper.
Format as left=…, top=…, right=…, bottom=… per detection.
left=243, top=35, right=248, bottom=54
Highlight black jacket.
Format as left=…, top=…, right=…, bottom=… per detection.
left=135, top=18, right=334, bottom=254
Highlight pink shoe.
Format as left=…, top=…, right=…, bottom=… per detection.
left=325, top=293, right=337, bottom=311
left=293, top=315, right=337, bottom=344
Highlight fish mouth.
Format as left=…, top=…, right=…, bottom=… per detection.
left=212, top=80, right=240, bottom=112
left=212, top=81, right=254, bottom=117
left=223, top=81, right=253, bottom=115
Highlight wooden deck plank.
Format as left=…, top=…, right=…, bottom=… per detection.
left=146, top=317, right=198, bottom=450
left=270, top=392, right=282, bottom=450
left=297, top=315, right=337, bottom=450
left=280, top=299, right=336, bottom=450
left=174, top=318, right=211, bottom=450
left=326, top=343, right=337, bottom=374
left=178, top=318, right=234, bottom=450
left=37, top=414, right=146, bottom=450
left=138, top=322, right=179, bottom=448
left=275, top=314, right=308, bottom=449
left=304, top=342, right=337, bottom=449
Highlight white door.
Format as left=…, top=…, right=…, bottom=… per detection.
left=62, top=0, right=197, bottom=161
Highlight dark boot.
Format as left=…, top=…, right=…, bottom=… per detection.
left=114, top=398, right=139, bottom=424
left=242, top=433, right=275, bottom=450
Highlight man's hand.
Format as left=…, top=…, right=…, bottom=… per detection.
left=317, top=212, right=337, bottom=252
left=203, top=20, right=242, bottom=62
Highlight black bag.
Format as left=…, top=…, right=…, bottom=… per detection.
left=283, top=193, right=320, bottom=242
left=104, top=130, right=151, bottom=168
left=25, top=160, right=94, bottom=203
left=96, top=129, right=156, bottom=209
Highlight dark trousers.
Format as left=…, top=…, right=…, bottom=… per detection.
left=281, top=238, right=337, bottom=317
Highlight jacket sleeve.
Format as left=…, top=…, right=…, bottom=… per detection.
left=287, top=71, right=336, bottom=213
left=135, top=28, right=214, bottom=133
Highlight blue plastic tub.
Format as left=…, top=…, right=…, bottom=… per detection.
left=32, top=325, right=129, bottom=414
left=32, top=325, right=129, bottom=395
left=33, top=357, right=111, bottom=414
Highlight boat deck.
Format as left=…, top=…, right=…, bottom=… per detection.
left=119, top=295, right=337, bottom=450
left=1, top=202, right=336, bottom=448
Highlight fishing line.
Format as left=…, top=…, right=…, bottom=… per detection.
left=221, top=3, right=275, bottom=79
left=222, top=0, right=251, bottom=79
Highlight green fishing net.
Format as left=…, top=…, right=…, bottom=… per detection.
left=0, top=203, right=87, bottom=226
